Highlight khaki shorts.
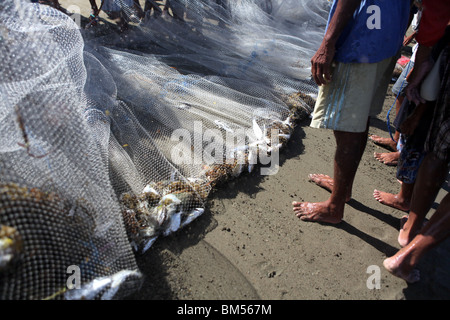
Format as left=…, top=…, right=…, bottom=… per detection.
left=310, top=55, right=397, bottom=133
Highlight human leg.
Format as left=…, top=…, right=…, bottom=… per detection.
left=373, top=181, right=413, bottom=212
left=308, top=122, right=368, bottom=202
left=373, top=99, right=435, bottom=213
left=384, top=190, right=450, bottom=283
left=398, top=152, right=448, bottom=246
left=372, top=140, right=421, bottom=212
left=293, top=125, right=368, bottom=224
left=373, top=151, right=400, bottom=166
left=298, top=57, right=395, bottom=223
left=370, top=59, right=411, bottom=152
left=370, top=96, right=404, bottom=152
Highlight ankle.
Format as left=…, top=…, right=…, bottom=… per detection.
left=401, top=219, right=422, bottom=242
left=326, top=198, right=345, bottom=216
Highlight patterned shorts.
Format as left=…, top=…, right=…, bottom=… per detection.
left=396, top=135, right=426, bottom=184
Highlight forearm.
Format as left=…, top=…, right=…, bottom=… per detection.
left=323, top=0, right=363, bottom=47
left=407, top=44, right=433, bottom=85
left=311, top=0, right=362, bottom=85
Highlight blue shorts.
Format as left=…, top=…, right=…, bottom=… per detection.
left=396, top=135, right=425, bottom=184
left=392, top=60, right=414, bottom=96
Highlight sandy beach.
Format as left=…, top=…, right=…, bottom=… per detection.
left=128, top=88, right=450, bottom=300
left=59, top=0, right=450, bottom=300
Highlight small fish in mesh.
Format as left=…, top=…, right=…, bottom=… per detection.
left=15, top=105, right=52, bottom=159
left=0, top=225, right=23, bottom=272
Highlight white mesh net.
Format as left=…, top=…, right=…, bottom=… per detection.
left=0, top=0, right=330, bottom=299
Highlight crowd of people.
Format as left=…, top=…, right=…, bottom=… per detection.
left=35, top=0, right=238, bottom=31
left=294, top=0, right=450, bottom=284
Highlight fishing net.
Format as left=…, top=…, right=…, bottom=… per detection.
left=0, top=0, right=330, bottom=299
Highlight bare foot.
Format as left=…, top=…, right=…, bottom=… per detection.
left=398, top=215, right=427, bottom=247
left=369, top=135, right=397, bottom=151
left=308, top=174, right=351, bottom=202
left=374, top=151, right=400, bottom=166
left=292, top=200, right=343, bottom=224
left=398, top=226, right=414, bottom=248
left=400, top=215, right=408, bottom=229
left=373, top=189, right=410, bottom=212
left=383, top=255, right=420, bottom=283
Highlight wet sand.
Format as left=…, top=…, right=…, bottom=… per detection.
left=60, top=0, right=450, bottom=300
left=130, top=88, right=450, bottom=300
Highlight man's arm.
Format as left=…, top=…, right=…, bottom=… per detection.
left=405, top=44, right=433, bottom=105
left=310, top=0, right=362, bottom=86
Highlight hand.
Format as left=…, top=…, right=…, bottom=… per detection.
left=403, top=31, right=417, bottom=46
left=405, top=83, right=425, bottom=106
left=310, top=40, right=335, bottom=86
left=405, top=56, right=433, bottom=105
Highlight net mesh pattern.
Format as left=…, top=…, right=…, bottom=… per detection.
left=0, top=0, right=330, bottom=299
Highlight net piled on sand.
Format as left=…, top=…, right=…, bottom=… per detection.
left=0, top=1, right=141, bottom=300
left=0, top=0, right=329, bottom=299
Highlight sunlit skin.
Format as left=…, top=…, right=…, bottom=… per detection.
left=396, top=153, right=448, bottom=246
left=373, top=151, right=400, bottom=166
left=373, top=182, right=413, bottom=212
left=384, top=191, right=450, bottom=283
left=293, top=0, right=366, bottom=225
left=293, top=127, right=368, bottom=224
left=307, top=174, right=352, bottom=202
left=369, top=134, right=398, bottom=151
left=293, top=200, right=344, bottom=224
left=383, top=242, right=422, bottom=283
left=369, top=93, right=402, bottom=166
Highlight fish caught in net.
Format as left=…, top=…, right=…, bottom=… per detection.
left=0, top=0, right=330, bottom=299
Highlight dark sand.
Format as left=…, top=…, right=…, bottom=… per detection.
left=129, top=88, right=450, bottom=300
left=61, top=0, right=450, bottom=300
